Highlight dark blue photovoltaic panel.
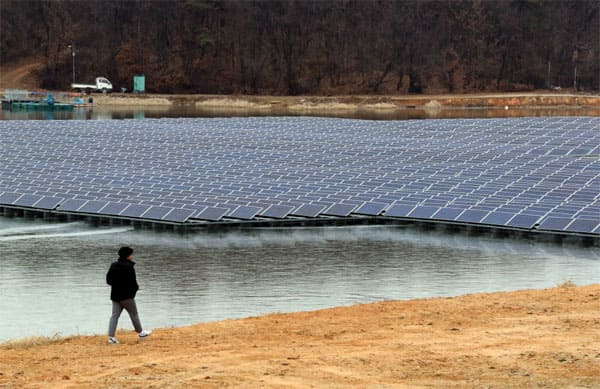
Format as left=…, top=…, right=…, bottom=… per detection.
left=79, top=200, right=110, bottom=213
left=196, top=206, right=229, bottom=221
left=163, top=208, right=195, bottom=223
left=384, top=204, right=415, bottom=218
left=538, top=217, right=573, bottom=231
left=34, top=196, right=63, bottom=210
left=227, top=206, right=262, bottom=220
left=0, top=192, right=22, bottom=205
left=57, top=199, right=87, bottom=212
left=506, top=214, right=541, bottom=229
left=432, top=207, right=464, bottom=221
left=100, top=202, right=129, bottom=216
left=354, top=202, right=388, bottom=216
left=142, top=206, right=172, bottom=220
left=481, top=212, right=514, bottom=226
left=121, top=204, right=151, bottom=218
left=456, top=209, right=489, bottom=223
left=322, top=203, right=357, bottom=217
left=13, top=194, right=43, bottom=207
left=565, top=218, right=599, bottom=233
left=291, top=204, right=326, bottom=218
left=259, top=204, right=295, bottom=219
left=408, top=206, right=439, bottom=219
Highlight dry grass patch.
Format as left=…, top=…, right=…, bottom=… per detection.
left=362, top=102, right=398, bottom=110
left=195, top=98, right=271, bottom=109
left=556, top=279, right=577, bottom=288
left=95, top=96, right=173, bottom=106
left=288, top=102, right=357, bottom=111
left=0, top=334, right=64, bottom=350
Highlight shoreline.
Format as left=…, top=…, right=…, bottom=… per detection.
left=90, top=92, right=600, bottom=120
left=2, top=284, right=599, bottom=387
left=3, top=91, right=598, bottom=119
left=82, top=93, right=600, bottom=119
left=93, top=92, right=600, bottom=109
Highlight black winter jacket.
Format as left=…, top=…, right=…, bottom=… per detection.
left=106, top=258, right=139, bottom=301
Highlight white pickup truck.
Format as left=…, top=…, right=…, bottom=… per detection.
left=72, top=77, right=113, bottom=93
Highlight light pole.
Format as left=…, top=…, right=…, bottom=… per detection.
left=67, top=44, right=75, bottom=85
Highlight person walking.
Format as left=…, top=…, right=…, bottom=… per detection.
left=106, top=246, right=151, bottom=344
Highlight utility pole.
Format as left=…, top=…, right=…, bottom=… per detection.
left=572, top=48, right=578, bottom=92
left=67, top=44, right=75, bottom=85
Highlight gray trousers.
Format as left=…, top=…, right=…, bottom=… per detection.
left=108, top=298, right=143, bottom=337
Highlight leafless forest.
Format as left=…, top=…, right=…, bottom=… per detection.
left=1, top=0, right=598, bottom=94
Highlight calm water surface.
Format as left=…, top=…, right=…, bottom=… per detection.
left=1, top=217, right=598, bottom=341
left=1, top=105, right=598, bottom=121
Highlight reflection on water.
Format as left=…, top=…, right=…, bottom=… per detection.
left=0, top=217, right=598, bottom=341
left=1, top=105, right=598, bottom=121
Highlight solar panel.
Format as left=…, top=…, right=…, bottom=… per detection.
left=384, top=204, right=415, bottom=218
left=121, top=204, right=151, bottom=218
left=456, top=209, right=489, bottom=223
left=79, top=200, right=110, bottom=213
left=538, top=217, right=573, bottom=231
left=57, top=199, right=87, bottom=212
left=432, top=207, right=464, bottom=221
left=322, top=203, right=357, bottom=217
left=354, top=202, right=388, bottom=216
left=259, top=204, right=294, bottom=219
left=481, top=211, right=515, bottom=226
left=506, top=214, right=541, bottom=229
left=565, top=218, right=599, bottom=233
left=227, top=206, right=262, bottom=220
left=13, top=194, right=43, bottom=207
left=408, top=206, right=439, bottom=219
left=0, top=192, right=22, bottom=205
left=142, top=206, right=172, bottom=220
left=34, top=196, right=63, bottom=210
left=196, top=206, right=229, bottom=221
left=290, top=204, right=326, bottom=218
left=99, top=202, right=129, bottom=215
left=163, top=208, right=195, bottom=223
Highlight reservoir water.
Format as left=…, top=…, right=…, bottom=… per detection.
left=1, top=111, right=598, bottom=341
left=1, top=105, right=598, bottom=121
left=1, top=216, right=598, bottom=341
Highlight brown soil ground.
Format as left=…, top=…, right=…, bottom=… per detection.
left=1, top=285, right=599, bottom=388
left=0, top=58, right=43, bottom=90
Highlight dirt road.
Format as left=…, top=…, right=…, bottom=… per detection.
left=1, top=284, right=598, bottom=388
left=0, top=59, right=43, bottom=90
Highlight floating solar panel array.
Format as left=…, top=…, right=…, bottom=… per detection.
left=0, top=116, right=598, bottom=235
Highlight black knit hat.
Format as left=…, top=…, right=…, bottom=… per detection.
left=118, top=246, right=134, bottom=258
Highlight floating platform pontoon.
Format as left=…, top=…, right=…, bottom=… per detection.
left=2, top=100, right=74, bottom=111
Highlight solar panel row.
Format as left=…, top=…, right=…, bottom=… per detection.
left=0, top=116, right=598, bottom=234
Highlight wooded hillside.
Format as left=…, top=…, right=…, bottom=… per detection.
left=1, top=0, right=598, bottom=94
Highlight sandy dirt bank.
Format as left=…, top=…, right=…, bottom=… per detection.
left=1, top=284, right=599, bottom=388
